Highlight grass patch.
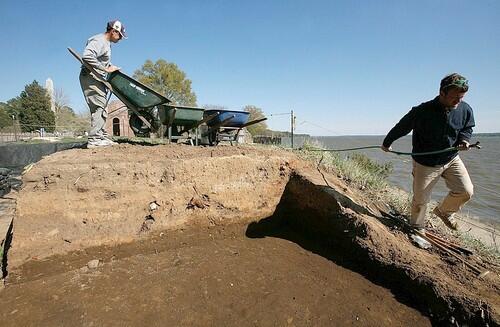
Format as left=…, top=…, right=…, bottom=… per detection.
left=113, top=136, right=169, bottom=146
left=457, top=231, right=499, bottom=264
left=297, top=141, right=392, bottom=192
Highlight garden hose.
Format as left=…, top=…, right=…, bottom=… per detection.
left=302, top=142, right=481, bottom=156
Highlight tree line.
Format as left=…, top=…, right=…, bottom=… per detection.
left=0, top=81, right=89, bottom=134
left=0, top=58, right=273, bottom=136
left=133, top=59, right=272, bottom=136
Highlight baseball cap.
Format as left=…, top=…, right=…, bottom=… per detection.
left=107, top=20, right=127, bottom=39
left=440, top=73, right=468, bottom=92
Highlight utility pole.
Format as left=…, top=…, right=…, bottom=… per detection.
left=290, top=109, right=294, bottom=149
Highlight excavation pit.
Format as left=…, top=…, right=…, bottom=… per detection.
left=1, top=222, right=430, bottom=326
left=0, top=144, right=498, bottom=326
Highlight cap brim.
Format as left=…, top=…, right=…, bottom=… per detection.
left=113, top=28, right=127, bottom=39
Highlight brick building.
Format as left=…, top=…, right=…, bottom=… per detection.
left=104, top=100, right=134, bottom=137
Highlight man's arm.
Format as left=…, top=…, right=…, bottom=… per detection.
left=381, top=107, right=417, bottom=151
left=82, top=39, right=120, bottom=74
left=457, top=107, right=475, bottom=143
left=82, top=39, right=107, bottom=73
left=456, top=106, right=475, bottom=150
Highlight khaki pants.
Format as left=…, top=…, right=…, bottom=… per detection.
left=411, top=156, right=473, bottom=228
left=79, top=72, right=109, bottom=138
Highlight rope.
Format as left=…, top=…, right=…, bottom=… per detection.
left=302, top=142, right=481, bottom=156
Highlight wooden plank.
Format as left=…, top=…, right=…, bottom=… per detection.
left=415, top=230, right=484, bottom=276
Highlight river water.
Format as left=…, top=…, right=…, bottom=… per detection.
left=285, top=134, right=500, bottom=228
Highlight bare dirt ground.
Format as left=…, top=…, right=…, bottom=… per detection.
left=1, top=223, right=430, bottom=327
left=1, top=143, right=499, bottom=326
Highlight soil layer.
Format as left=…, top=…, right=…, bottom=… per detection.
left=1, top=223, right=430, bottom=327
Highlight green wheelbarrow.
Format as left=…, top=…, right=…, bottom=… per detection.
left=69, top=47, right=171, bottom=138
left=158, top=105, right=218, bottom=145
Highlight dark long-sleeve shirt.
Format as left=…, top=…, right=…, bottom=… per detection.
left=383, top=97, right=475, bottom=167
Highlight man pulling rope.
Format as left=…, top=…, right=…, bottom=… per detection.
left=382, top=73, right=475, bottom=241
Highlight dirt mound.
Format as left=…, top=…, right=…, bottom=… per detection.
left=3, top=143, right=500, bottom=325
left=10, top=144, right=293, bottom=267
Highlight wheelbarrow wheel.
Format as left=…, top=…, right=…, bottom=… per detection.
left=129, top=112, right=156, bottom=137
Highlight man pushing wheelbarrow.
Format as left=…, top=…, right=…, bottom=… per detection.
left=79, top=20, right=127, bottom=148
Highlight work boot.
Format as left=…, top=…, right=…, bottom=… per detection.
left=87, top=138, right=115, bottom=148
left=101, top=136, right=117, bottom=145
left=433, top=207, right=458, bottom=231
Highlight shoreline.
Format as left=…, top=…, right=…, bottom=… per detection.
left=455, top=214, right=499, bottom=251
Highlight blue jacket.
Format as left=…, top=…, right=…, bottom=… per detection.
left=383, top=97, right=475, bottom=167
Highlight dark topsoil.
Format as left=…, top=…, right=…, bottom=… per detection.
left=1, top=223, right=430, bottom=327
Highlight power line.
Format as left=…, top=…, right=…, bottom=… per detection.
left=267, top=112, right=291, bottom=116
left=474, top=183, right=500, bottom=196
left=454, top=216, right=500, bottom=238
left=296, top=119, right=339, bottom=135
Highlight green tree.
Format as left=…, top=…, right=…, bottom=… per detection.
left=0, top=102, right=12, bottom=128
left=5, top=97, right=21, bottom=119
left=243, top=105, right=269, bottom=136
left=52, top=87, right=88, bottom=133
left=57, top=105, right=76, bottom=125
left=133, top=59, right=197, bottom=106
left=55, top=105, right=90, bottom=134
left=17, top=81, right=55, bottom=132
left=53, top=88, right=69, bottom=123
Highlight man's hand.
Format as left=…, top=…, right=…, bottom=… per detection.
left=457, top=140, right=470, bottom=151
left=105, top=65, right=121, bottom=73
left=381, top=145, right=392, bottom=152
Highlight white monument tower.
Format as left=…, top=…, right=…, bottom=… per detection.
left=45, top=78, right=55, bottom=113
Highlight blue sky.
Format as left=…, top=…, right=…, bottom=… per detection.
left=0, top=0, right=498, bottom=135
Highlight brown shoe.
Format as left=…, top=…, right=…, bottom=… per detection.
left=433, top=207, right=458, bottom=230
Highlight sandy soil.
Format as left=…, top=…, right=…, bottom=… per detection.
left=2, top=143, right=499, bottom=326
left=9, top=144, right=293, bottom=268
